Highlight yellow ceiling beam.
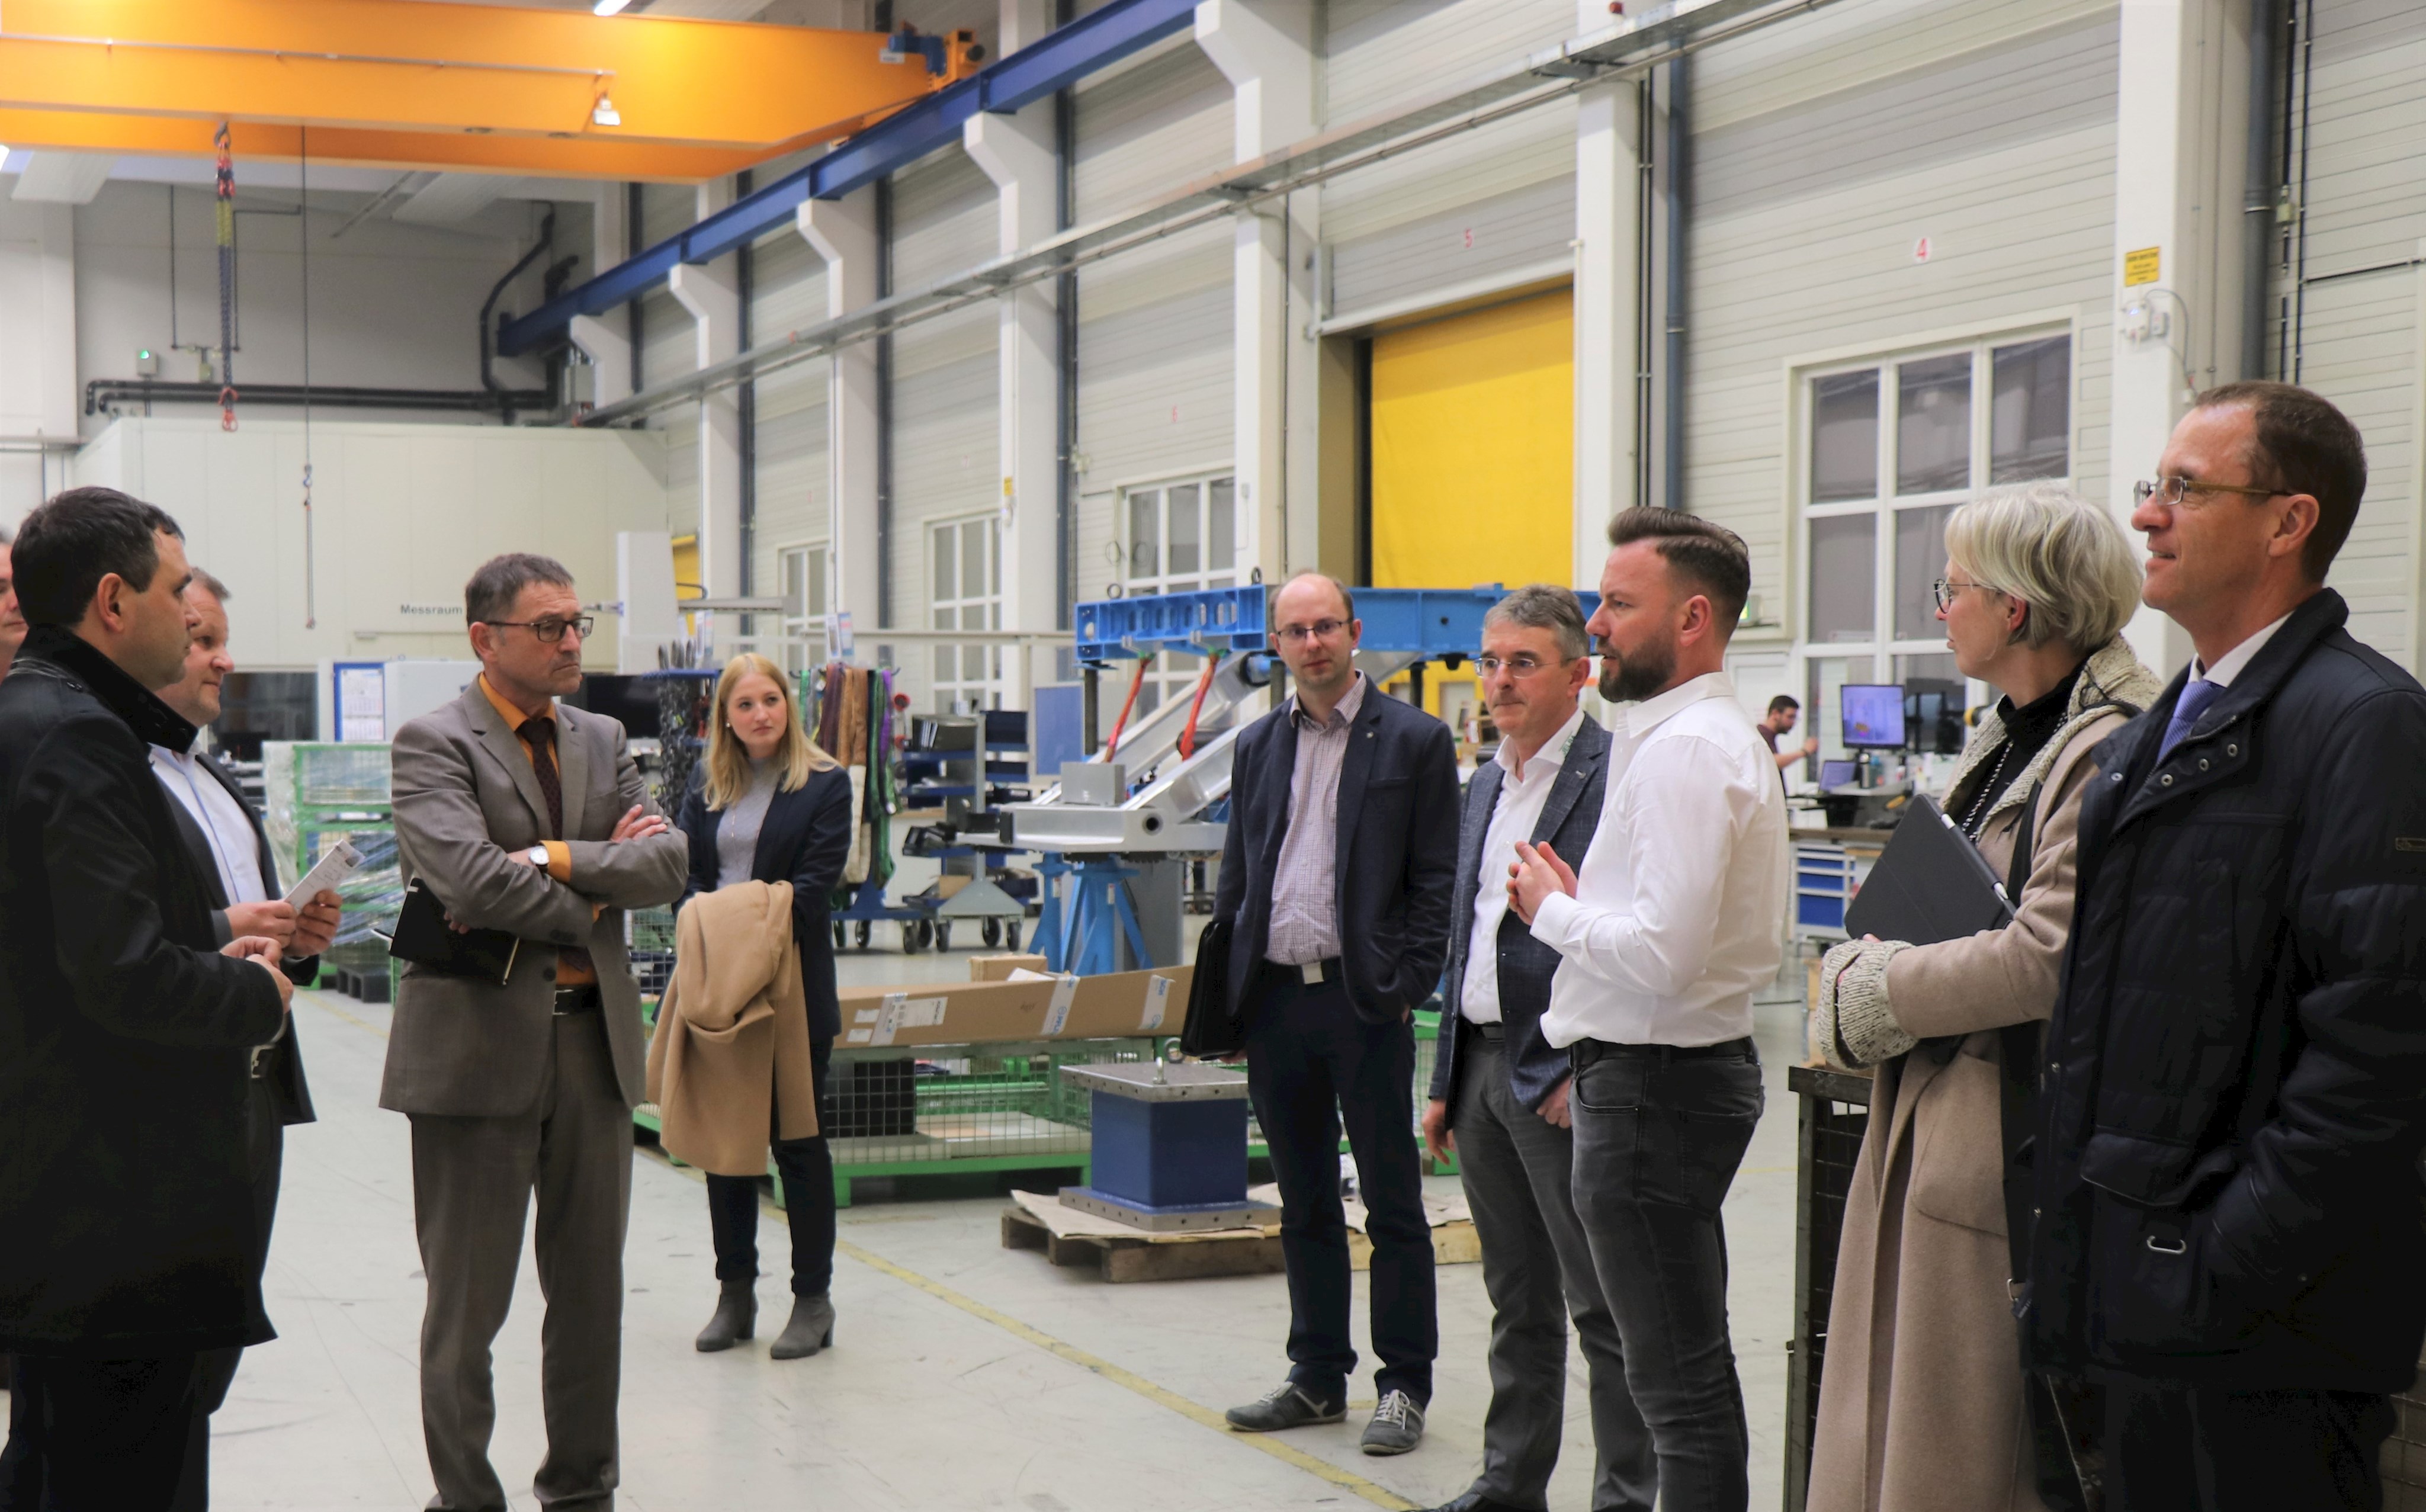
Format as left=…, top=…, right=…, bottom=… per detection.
left=0, top=0, right=977, bottom=177
left=0, top=110, right=788, bottom=182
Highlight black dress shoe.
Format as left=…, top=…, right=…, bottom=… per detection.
left=1224, top=1381, right=1346, bottom=1431
left=1422, top=1491, right=1536, bottom=1512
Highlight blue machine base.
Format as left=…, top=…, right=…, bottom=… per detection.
left=1059, top=1187, right=1278, bottom=1233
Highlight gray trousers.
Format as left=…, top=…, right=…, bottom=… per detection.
left=409, top=1015, right=632, bottom=1512
left=1455, top=1034, right=1655, bottom=1512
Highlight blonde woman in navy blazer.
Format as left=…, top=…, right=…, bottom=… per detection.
left=672, top=652, right=853, bottom=1360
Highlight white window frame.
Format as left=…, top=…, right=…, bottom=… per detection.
left=929, top=513, right=1003, bottom=713
left=1788, top=320, right=2077, bottom=766
left=1115, top=467, right=1239, bottom=718
left=775, top=541, right=829, bottom=674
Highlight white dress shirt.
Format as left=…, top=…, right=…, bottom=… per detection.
left=1533, top=672, right=1788, bottom=1048
left=2193, top=609, right=2296, bottom=688
left=1461, top=706, right=1587, bottom=1025
left=149, top=743, right=269, bottom=907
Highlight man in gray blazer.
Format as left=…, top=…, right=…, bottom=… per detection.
left=384, top=553, right=688, bottom=1512
left=1419, top=586, right=1650, bottom=1512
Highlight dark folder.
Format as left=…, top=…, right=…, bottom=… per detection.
left=1841, top=792, right=2016, bottom=946
left=383, top=877, right=522, bottom=986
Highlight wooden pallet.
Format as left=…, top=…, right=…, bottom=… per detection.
left=1000, top=1204, right=1286, bottom=1283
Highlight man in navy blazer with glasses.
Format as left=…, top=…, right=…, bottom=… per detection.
left=1214, top=571, right=1460, bottom=1458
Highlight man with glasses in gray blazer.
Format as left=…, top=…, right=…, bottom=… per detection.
left=384, top=553, right=688, bottom=1512
left=1420, top=586, right=1649, bottom=1512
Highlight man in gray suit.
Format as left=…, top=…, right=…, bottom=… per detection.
left=1419, top=586, right=1650, bottom=1512
left=384, top=553, right=688, bottom=1512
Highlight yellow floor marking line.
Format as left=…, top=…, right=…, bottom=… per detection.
left=634, top=1148, right=1415, bottom=1510
left=832, top=1234, right=1419, bottom=1511
left=301, top=991, right=390, bottom=1039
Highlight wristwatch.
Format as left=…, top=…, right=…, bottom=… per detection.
left=525, top=845, right=550, bottom=866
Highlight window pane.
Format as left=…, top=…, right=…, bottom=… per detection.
left=1806, top=656, right=1864, bottom=765
left=1208, top=478, right=1236, bottom=573
left=782, top=550, right=807, bottom=617
left=962, top=521, right=989, bottom=600
left=1990, top=336, right=2070, bottom=482
left=1808, top=513, right=1876, bottom=643
left=1896, top=354, right=1972, bottom=494
left=932, top=527, right=955, bottom=604
left=806, top=548, right=827, bottom=618
left=1811, top=371, right=1880, bottom=502
left=933, top=645, right=954, bottom=689
left=1896, top=651, right=1966, bottom=755
left=1894, top=503, right=1956, bottom=640
left=1128, top=489, right=1160, bottom=582
left=1168, top=483, right=1201, bottom=577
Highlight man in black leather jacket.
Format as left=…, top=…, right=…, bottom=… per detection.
left=2027, top=382, right=2426, bottom=1510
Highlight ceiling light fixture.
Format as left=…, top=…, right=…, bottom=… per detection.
left=592, top=93, right=621, bottom=126
left=593, top=0, right=632, bottom=15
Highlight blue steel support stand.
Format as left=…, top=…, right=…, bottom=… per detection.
left=1035, top=853, right=1151, bottom=974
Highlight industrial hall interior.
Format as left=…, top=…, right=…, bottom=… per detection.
left=8, top=0, right=2426, bottom=1510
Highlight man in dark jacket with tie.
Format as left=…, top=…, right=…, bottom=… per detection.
left=2029, top=382, right=2426, bottom=1510
left=1215, top=572, right=1460, bottom=1457
left=1419, top=586, right=1647, bottom=1512
left=147, top=567, right=341, bottom=1511
left=0, top=487, right=294, bottom=1510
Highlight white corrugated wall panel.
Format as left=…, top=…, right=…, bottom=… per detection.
left=886, top=148, right=1002, bottom=704
left=1321, top=0, right=1576, bottom=126
left=749, top=228, right=831, bottom=589
left=1072, top=38, right=1233, bottom=220
left=2280, top=0, right=2426, bottom=667
left=1687, top=1, right=2121, bottom=640
left=1073, top=221, right=1234, bottom=599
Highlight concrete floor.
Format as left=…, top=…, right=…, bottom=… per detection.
left=126, top=944, right=1812, bottom=1511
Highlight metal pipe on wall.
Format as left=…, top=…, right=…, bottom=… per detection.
left=2241, top=0, right=2280, bottom=381
left=874, top=174, right=895, bottom=631
left=737, top=167, right=758, bottom=598
left=1661, top=55, right=1689, bottom=513
left=1055, top=0, right=1079, bottom=634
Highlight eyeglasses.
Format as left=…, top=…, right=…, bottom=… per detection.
left=1273, top=618, right=1349, bottom=644
left=2132, top=475, right=2287, bottom=509
left=1474, top=654, right=1568, bottom=679
left=1930, top=579, right=2003, bottom=612
left=483, top=615, right=594, bottom=643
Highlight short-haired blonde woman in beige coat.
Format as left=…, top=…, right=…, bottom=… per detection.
left=1808, top=484, right=2160, bottom=1512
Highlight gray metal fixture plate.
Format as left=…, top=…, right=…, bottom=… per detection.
left=1058, top=1061, right=1251, bottom=1102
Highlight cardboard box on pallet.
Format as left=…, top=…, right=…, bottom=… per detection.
left=836, top=965, right=1192, bottom=1048
left=970, top=953, right=1048, bottom=981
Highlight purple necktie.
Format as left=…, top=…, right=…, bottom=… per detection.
left=2156, top=679, right=2223, bottom=761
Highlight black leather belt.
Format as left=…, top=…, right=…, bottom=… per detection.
left=1261, top=956, right=1343, bottom=985
left=1472, top=1021, right=1506, bottom=1041
left=553, top=985, right=602, bottom=1016
left=1572, top=1036, right=1754, bottom=1065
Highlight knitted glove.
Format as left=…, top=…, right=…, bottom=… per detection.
left=1812, top=938, right=1917, bottom=1070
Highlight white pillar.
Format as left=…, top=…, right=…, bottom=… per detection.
left=1573, top=62, right=1642, bottom=586
left=670, top=179, right=743, bottom=602
left=965, top=0, right=1058, bottom=697
left=568, top=316, right=633, bottom=410
left=800, top=188, right=883, bottom=635
left=1198, top=0, right=1317, bottom=584
left=2107, top=0, right=2243, bottom=675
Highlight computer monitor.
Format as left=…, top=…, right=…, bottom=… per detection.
left=1840, top=684, right=1907, bottom=749
left=1818, top=758, right=1857, bottom=789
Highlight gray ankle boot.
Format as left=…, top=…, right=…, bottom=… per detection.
left=768, top=1293, right=835, bottom=1360
left=695, top=1281, right=756, bottom=1352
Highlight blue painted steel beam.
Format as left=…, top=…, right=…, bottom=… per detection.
left=499, top=0, right=1201, bottom=357
left=1072, top=586, right=1615, bottom=663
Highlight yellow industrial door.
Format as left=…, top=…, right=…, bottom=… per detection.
left=1369, top=287, right=1574, bottom=727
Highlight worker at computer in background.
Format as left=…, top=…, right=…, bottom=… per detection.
left=148, top=567, right=342, bottom=1512
left=1756, top=694, right=1817, bottom=775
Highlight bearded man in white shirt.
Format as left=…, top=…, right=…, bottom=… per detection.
left=1510, top=508, right=1787, bottom=1512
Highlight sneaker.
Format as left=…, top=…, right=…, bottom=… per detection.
left=1360, top=1389, right=1425, bottom=1455
left=1225, top=1381, right=1346, bottom=1432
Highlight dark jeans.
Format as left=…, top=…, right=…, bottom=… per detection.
left=705, top=1038, right=836, bottom=1296
left=176, top=1078, right=287, bottom=1512
left=1567, top=1039, right=1763, bottom=1512
left=1244, top=965, right=1435, bottom=1406
left=2104, top=1375, right=2393, bottom=1511
left=1454, top=1033, right=1652, bottom=1512
left=0, top=1352, right=203, bottom=1512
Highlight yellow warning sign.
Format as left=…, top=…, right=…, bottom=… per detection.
left=2123, top=246, right=2161, bottom=286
